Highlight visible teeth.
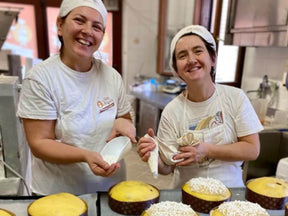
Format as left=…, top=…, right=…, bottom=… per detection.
left=78, top=39, right=90, bottom=46
left=189, top=68, right=198, bottom=72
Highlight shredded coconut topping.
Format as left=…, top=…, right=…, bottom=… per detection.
left=216, top=200, right=269, bottom=216
left=187, top=177, right=228, bottom=195
left=146, top=201, right=196, bottom=216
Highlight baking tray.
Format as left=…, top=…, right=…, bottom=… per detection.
left=97, top=188, right=285, bottom=216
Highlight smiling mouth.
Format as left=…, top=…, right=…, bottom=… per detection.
left=77, top=38, right=92, bottom=46
left=188, top=67, right=200, bottom=72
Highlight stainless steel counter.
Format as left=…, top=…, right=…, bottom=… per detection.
left=98, top=188, right=285, bottom=216
left=0, top=189, right=285, bottom=216
left=130, top=90, right=177, bottom=110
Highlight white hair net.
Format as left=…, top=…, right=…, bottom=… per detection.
left=59, top=0, right=107, bottom=27
left=169, top=25, right=216, bottom=72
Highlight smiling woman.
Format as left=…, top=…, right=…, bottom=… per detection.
left=16, top=0, right=136, bottom=195
left=137, top=24, right=263, bottom=190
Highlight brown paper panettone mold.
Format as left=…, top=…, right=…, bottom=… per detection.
left=245, top=187, right=288, bottom=210
left=108, top=196, right=159, bottom=215
left=182, top=188, right=231, bottom=214
left=108, top=182, right=160, bottom=215
left=285, top=203, right=288, bottom=216
left=245, top=178, right=288, bottom=210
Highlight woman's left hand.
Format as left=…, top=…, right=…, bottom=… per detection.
left=106, top=115, right=137, bottom=144
left=173, top=142, right=209, bottom=166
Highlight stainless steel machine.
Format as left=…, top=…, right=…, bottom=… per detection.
left=0, top=5, right=30, bottom=196
left=0, top=76, right=30, bottom=195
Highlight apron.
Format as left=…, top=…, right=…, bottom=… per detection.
left=172, top=86, right=244, bottom=188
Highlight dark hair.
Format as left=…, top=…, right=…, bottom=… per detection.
left=57, top=16, right=67, bottom=55
left=172, top=32, right=216, bottom=83
left=57, top=15, right=106, bottom=55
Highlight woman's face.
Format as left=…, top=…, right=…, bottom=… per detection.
left=174, top=35, right=215, bottom=84
left=57, top=6, right=104, bottom=61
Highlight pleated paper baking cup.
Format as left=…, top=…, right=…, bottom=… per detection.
left=182, top=188, right=231, bottom=214
left=245, top=177, right=288, bottom=210
left=108, top=181, right=160, bottom=215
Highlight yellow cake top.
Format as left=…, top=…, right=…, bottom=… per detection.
left=0, top=209, right=14, bottom=216
left=142, top=201, right=198, bottom=216
left=28, top=192, right=87, bottom=216
left=247, top=177, right=288, bottom=198
left=210, top=200, right=269, bottom=216
left=182, top=177, right=231, bottom=201
left=109, top=180, right=159, bottom=202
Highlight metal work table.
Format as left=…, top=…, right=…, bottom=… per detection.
left=130, top=90, right=176, bottom=110
left=98, top=188, right=285, bottom=216
left=0, top=189, right=285, bottom=216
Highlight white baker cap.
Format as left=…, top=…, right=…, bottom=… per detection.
left=169, top=25, right=216, bottom=71
left=59, top=0, right=107, bottom=27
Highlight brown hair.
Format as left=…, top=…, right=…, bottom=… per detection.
left=172, top=33, right=216, bottom=83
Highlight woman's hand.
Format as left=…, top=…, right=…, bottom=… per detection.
left=173, top=142, right=209, bottom=166
left=85, top=151, right=120, bottom=177
left=106, top=114, right=137, bottom=144
left=137, top=128, right=156, bottom=162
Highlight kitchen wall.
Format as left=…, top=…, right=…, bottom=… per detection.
left=241, top=48, right=288, bottom=111
left=122, top=0, right=288, bottom=112
left=122, top=0, right=159, bottom=89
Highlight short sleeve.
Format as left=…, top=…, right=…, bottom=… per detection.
left=234, top=90, right=264, bottom=137
left=17, top=78, right=57, bottom=120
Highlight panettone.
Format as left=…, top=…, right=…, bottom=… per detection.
left=182, top=177, right=231, bottom=213
left=108, top=180, right=160, bottom=215
left=27, top=192, right=87, bottom=216
left=0, top=209, right=15, bottom=216
left=245, top=176, right=288, bottom=209
left=210, top=200, right=269, bottom=216
left=142, top=201, right=198, bottom=216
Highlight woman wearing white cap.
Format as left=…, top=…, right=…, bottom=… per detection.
left=137, top=25, right=263, bottom=188
left=17, top=0, right=136, bottom=195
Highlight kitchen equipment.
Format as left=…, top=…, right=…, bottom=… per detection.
left=226, top=0, right=288, bottom=47
left=0, top=6, right=21, bottom=50
left=250, top=98, right=269, bottom=125
left=0, top=76, right=29, bottom=195
left=100, top=136, right=132, bottom=165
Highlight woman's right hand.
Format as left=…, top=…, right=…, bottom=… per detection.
left=85, top=151, right=120, bottom=177
left=137, top=128, right=156, bottom=162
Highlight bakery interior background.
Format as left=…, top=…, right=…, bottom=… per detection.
left=0, top=0, right=287, bottom=196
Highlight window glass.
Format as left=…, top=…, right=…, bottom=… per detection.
left=215, top=0, right=239, bottom=83
left=46, top=7, right=113, bottom=66
left=0, top=3, right=38, bottom=58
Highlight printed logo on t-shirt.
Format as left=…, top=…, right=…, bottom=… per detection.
left=97, top=97, right=115, bottom=113
left=189, top=111, right=223, bottom=130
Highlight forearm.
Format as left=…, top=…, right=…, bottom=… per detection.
left=29, top=138, right=90, bottom=164
left=207, top=140, right=260, bottom=162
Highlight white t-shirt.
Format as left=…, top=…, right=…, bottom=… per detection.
left=157, top=84, right=263, bottom=188
left=17, top=54, right=131, bottom=195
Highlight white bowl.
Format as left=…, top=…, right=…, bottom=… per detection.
left=100, top=136, right=132, bottom=165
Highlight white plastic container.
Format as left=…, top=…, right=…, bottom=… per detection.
left=100, top=136, right=132, bottom=165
